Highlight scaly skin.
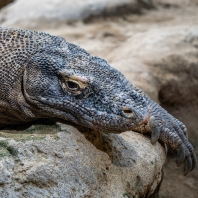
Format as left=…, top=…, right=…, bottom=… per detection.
left=0, top=27, right=196, bottom=175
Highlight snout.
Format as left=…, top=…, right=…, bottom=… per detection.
left=122, top=105, right=149, bottom=125
left=142, top=110, right=150, bottom=124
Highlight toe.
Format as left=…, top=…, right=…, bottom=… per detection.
left=191, top=150, right=197, bottom=171
left=151, top=126, right=161, bottom=144
left=184, top=156, right=193, bottom=175
left=176, top=145, right=185, bottom=167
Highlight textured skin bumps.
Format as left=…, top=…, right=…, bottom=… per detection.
left=0, top=27, right=196, bottom=175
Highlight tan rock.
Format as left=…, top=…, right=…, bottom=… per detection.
left=0, top=124, right=165, bottom=198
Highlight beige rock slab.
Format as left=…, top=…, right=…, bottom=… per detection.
left=0, top=124, right=166, bottom=198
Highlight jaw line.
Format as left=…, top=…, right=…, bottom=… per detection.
left=27, top=96, right=144, bottom=132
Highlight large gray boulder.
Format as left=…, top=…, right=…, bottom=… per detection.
left=0, top=124, right=165, bottom=198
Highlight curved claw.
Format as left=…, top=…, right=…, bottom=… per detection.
left=176, top=145, right=185, bottom=167
left=151, top=127, right=160, bottom=144
left=185, top=143, right=197, bottom=171
left=149, top=115, right=159, bottom=129
left=191, top=150, right=197, bottom=171
left=184, top=156, right=193, bottom=176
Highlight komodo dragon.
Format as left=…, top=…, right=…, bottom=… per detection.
left=0, top=27, right=196, bottom=175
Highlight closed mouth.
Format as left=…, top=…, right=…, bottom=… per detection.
left=138, top=110, right=150, bottom=126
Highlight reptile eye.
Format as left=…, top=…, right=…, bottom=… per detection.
left=61, top=76, right=88, bottom=94
left=66, top=80, right=80, bottom=92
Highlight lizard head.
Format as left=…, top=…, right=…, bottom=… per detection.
left=24, top=39, right=149, bottom=132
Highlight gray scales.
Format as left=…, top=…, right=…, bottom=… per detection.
left=0, top=27, right=196, bottom=175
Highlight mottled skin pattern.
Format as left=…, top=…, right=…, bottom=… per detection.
left=0, top=27, right=196, bottom=175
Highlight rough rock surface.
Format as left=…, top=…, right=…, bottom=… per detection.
left=0, top=124, right=165, bottom=198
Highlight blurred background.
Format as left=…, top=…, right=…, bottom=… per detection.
left=0, top=0, right=198, bottom=197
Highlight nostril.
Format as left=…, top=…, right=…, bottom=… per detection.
left=124, top=109, right=133, bottom=114
left=122, top=107, right=134, bottom=118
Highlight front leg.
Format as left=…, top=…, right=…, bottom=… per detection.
left=148, top=99, right=197, bottom=175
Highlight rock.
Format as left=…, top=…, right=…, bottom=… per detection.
left=108, top=26, right=198, bottom=102
left=0, top=124, right=166, bottom=198
left=0, top=0, right=153, bottom=29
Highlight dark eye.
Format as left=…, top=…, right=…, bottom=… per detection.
left=66, top=80, right=80, bottom=92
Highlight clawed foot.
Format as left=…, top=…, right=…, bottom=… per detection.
left=149, top=113, right=197, bottom=175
